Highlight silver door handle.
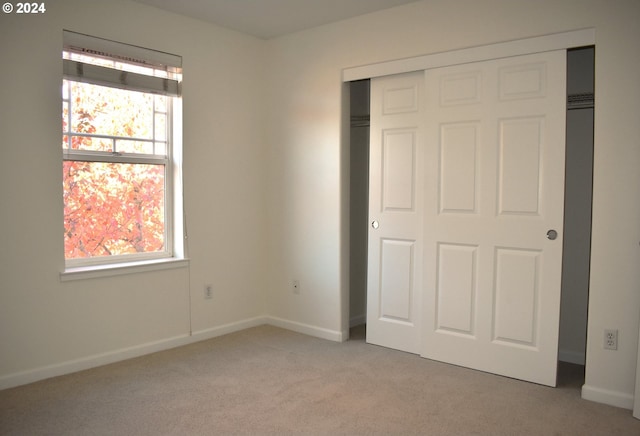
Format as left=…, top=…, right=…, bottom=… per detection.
left=547, top=229, right=558, bottom=240
left=371, top=220, right=379, bottom=229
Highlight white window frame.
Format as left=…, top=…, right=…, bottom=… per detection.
left=60, top=31, right=186, bottom=280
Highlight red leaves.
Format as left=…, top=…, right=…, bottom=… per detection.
left=63, top=161, right=165, bottom=259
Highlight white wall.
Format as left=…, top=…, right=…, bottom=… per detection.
left=264, top=0, right=640, bottom=409
left=0, top=0, right=268, bottom=387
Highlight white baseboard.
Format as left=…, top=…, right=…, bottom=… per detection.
left=0, top=333, right=193, bottom=391
left=191, top=316, right=267, bottom=341
left=558, top=349, right=585, bottom=365
left=0, top=317, right=266, bottom=391
left=582, top=384, right=634, bottom=410
left=265, top=316, right=344, bottom=342
left=0, top=315, right=343, bottom=391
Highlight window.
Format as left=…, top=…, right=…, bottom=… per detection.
left=62, top=31, right=183, bottom=270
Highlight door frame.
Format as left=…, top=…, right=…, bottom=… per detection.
left=342, top=29, right=594, bottom=82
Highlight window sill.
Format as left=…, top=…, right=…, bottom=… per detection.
left=60, top=258, right=189, bottom=282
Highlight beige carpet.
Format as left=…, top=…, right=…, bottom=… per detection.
left=1, top=325, right=639, bottom=435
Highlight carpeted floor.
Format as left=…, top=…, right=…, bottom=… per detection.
left=1, top=325, right=639, bottom=435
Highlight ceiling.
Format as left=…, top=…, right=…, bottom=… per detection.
left=132, top=0, right=421, bottom=39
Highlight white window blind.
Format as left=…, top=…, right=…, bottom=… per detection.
left=62, top=30, right=182, bottom=97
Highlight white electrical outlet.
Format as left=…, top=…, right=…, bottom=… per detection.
left=292, top=280, right=300, bottom=295
left=204, top=284, right=213, bottom=299
left=604, top=329, right=618, bottom=350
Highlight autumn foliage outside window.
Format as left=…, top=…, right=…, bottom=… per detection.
left=62, top=48, right=177, bottom=265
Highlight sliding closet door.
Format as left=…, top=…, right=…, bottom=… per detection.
left=366, top=71, right=425, bottom=354
left=421, top=51, right=566, bottom=386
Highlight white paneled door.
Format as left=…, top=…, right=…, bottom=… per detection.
left=368, top=51, right=567, bottom=386
left=366, top=71, right=425, bottom=354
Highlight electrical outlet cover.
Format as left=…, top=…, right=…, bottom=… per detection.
left=604, top=329, right=618, bottom=350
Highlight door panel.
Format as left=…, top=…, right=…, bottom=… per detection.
left=422, top=51, right=566, bottom=386
left=498, top=117, right=544, bottom=214
left=382, top=130, right=416, bottom=211
left=380, top=239, right=414, bottom=321
left=493, top=247, right=540, bottom=346
left=436, top=243, right=477, bottom=335
left=367, top=72, right=424, bottom=354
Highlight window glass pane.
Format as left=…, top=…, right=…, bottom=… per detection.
left=63, top=161, right=165, bottom=259
left=154, top=142, right=167, bottom=156
left=69, top=136, right=113, bottom=152
left=154, top=96, right=167, bottom=113
left=155, top=113, right=167, bottom=141
left=116, top=139, right=154, bottom=154
left=69, top=81, right=154, bottom=139
left=62, top=101, right=69, bottom=134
